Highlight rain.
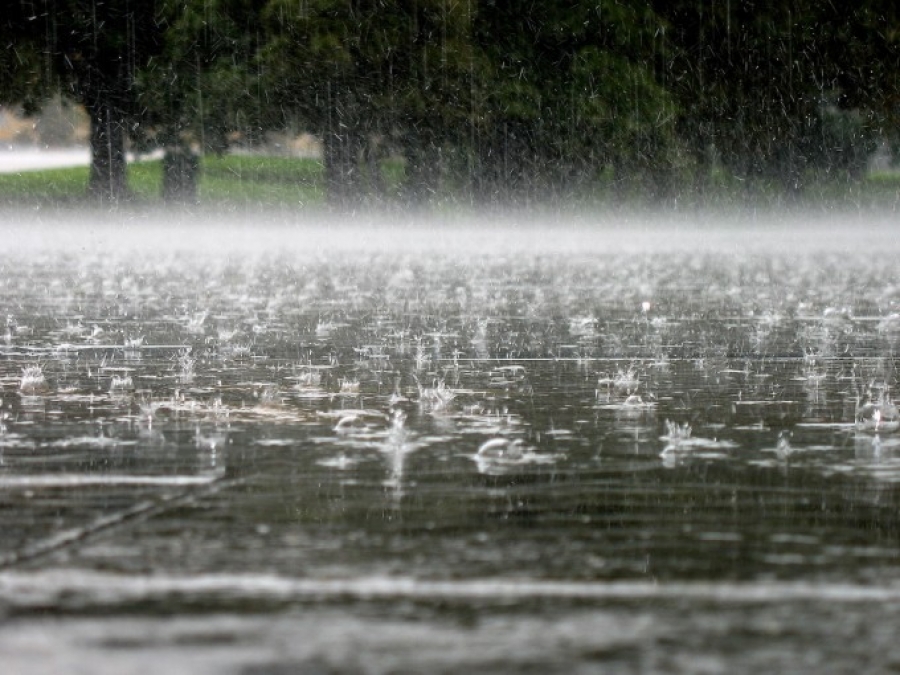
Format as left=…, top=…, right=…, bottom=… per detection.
left=2, top=2, right=900, bottom=673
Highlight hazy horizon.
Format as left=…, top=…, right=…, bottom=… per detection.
left=1, top=205, right=897, bottom=258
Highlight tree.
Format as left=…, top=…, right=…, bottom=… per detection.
left=813, top=1, right=900, bottom=178
left=2, top=1, right=271, bottom=204
left=0, top=1, right=164, bottom=202
left=469, top=1, right=677, bottom=203
left=136, top=0, right=270, bottom=203
left=0, top=4, right=50, bottom=115
left=260, top=0, right=369, bottom=206
left=260, top=0, right=482, bottom=206
left=5, top=0, right=897, bottom=207
left=655, top=0, right=896, bottom=194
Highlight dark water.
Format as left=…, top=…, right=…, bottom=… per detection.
left=3, top=213, right=900, bottom=672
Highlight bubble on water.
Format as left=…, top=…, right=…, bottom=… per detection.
left=195, top=425, right=229, bottom=453
left=333, top=411, right=386, bottom=434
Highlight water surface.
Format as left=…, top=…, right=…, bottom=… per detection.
left=2, top=210, right=900, bottom=672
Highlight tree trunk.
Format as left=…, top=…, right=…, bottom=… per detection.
left=162, top=145, right=200, bottom=204
left=323, top=129, right=361, bottom=208
left=86, top=95, right=129, bottom=203
left=402, top=131, right=441, bottom=206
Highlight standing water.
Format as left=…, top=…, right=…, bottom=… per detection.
left=2, top=209, right=900, bottom=673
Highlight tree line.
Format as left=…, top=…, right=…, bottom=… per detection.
left=2, top=0, right=898, bottom=205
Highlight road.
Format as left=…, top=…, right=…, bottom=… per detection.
left=0, top=146, right=163, bottom=173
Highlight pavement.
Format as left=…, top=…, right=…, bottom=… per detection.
left=0, top=146, right=90, bottom=173
left=0, top=146, right=163, bottom=173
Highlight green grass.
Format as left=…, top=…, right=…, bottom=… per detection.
left=199, top=155, right=324, bottom=206
left=0, top=154, right=327, bottom=207
left=0, top=159, right=169, bottom=203
left=0, top=165, right=93, bottom=202
left=128, top=160, right=164, bottom=201
left=0, top=153, right=898, bottom=210
left=202, top=154, right=321, bottom=185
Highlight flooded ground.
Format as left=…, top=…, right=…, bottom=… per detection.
left=2, top=209, right=900, bottom=672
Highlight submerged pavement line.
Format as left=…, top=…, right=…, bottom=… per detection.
left=0, top=475, right=241, bottom=570
left=0, top=474, right=220, bottom=488
left=2, top=570, right=900, bottom=606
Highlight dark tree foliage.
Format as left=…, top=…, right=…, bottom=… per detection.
left=260, top=1, right=676, bottom=205
left=261, top=0, right=381, bottom=205
left=655, top=0, right=895, bottom=193
left=470, top=1, right=676, bottom=203
left=137, top=0, right=269, bottom=202
left=260, top=0, right=478, bottom=206
left=2, top=0, right=899, bottom=206
left=0, top=4, right=49, bottom=113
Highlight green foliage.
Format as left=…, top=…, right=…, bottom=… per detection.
left=2, top=1, right=899, bottom=206
left=136, top=0, right=269, bottom=154
left=654, top=0, right=891, bottom=190
left=0, top=4, right=51, bottom=114
left=0, top=160, right=159, bottom=203
left=464, top=0, right=680, bottom=200
left=202, top=154, right=321, bottom=184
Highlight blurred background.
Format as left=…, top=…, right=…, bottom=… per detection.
left=1, top=1, right=898, bottom=208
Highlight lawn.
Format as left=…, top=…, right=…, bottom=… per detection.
left=199, top=155, right=324, bottom=206
left=0, top=152, right=898, bottom=210
left=0, top=154, right=326, bottom=207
